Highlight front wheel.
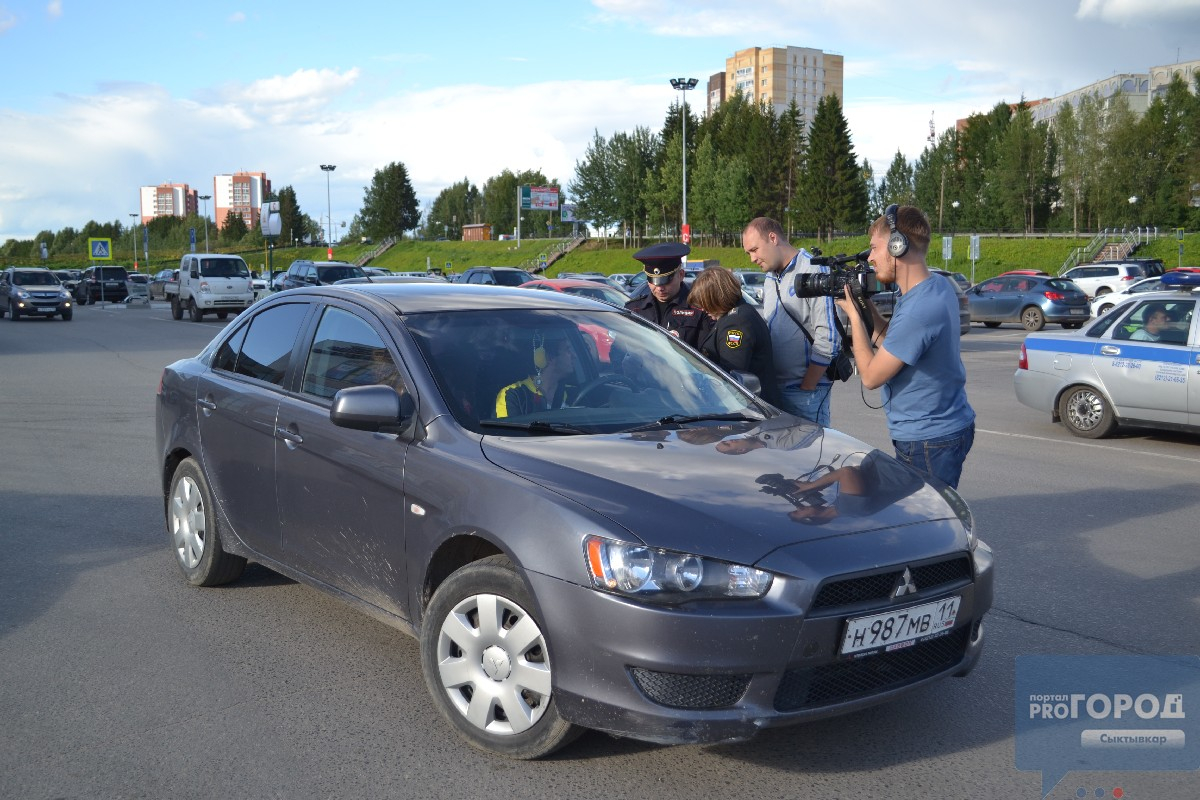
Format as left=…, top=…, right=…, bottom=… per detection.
left=10, top=304, right=20, bottom=321
left=420, top=555, right=581, bottom=759
left=188, top=299, right=204, bottom=322
left=1096, top=303, right=1115, bottom=316
left=982, top=321, right=1001, bottom=329
left=61, top=308, right=72, bottom=321
left=216, top=311, right=228, bottom=320
left=1021, top=306, right=1045, bottom=331
left=167, top=458, right=246, bottom=586
left=1058, top=385, right=1116, bottom=439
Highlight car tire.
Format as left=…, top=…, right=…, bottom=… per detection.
left=1095, top=287, right=1111, bottom=296
left=167, top=458, right=247, bottom=586
left=1058, top=385, right=1116, bottom=439
left=983, top=321, right=1001, bottom=329
left=0, top=304, right=5, bottom=319
left=10, top=304, right=21, bottom=321
left=61, top=308, right=72, bottom=321
left=170, top=296, right=183, bottom=320
left=1021, top=306, right=1045, bottom=331
left=217, top=311, right=228, bottom=320
left=420, top=555, right=582, bottom=759
left=189, top=299, right=204, bottom=322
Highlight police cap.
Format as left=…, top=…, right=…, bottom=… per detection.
left=634, top=242, right=690, bottom=285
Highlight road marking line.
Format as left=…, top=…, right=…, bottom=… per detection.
left=978, top=428, right=1200, bottom=464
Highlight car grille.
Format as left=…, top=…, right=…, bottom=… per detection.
left=212, top=299, right=247, bottom=306
left=810, top=556, right=973, bottom=610
left=630, top=667, right=752, bottom=709
left=773, top=626, right=970, bottom=712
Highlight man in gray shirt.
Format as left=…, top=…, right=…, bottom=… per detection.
left=742, top=217, right=840, bottom=425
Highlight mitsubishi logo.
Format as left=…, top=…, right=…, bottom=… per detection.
left=893, top=567, right=918, bottom=599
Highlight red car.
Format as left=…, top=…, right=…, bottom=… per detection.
left=521, top=278, right=631, bottom=361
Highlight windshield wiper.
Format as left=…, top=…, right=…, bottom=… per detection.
left=621, top=412, right=760, bottom=434
left=480, top=419, right=592, bottom=435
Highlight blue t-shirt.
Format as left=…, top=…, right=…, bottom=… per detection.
left=881, top=275, right=975, bottom=441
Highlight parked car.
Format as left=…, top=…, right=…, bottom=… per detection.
left=967, top=274, right=1089, bottom=331
left=871, top=271, right=971, bottom=335
left=74, top=265, right=130, bottom=304
left=997, top=270, right=1049, bottom=277
left=1014, top=271, right=1200, bottom=438
left=933, top=269, right=972, bottom=292
left=56, top=269, right=83, bottom=293
left=1089, top=276, right=1165, bottom=316
left=1092, top=257, right=1165, bottom=278
left=279, top=260, right=367, bottom=291
left=155, top=282, right=993, bottom=759
left=459, top=266, right=535, bottom=286
left=520, top=277, right=630, bottom=307
left=334, top=275, right=444, bottom=285
left=733, top=270, right=767, bottom=302
left=149, top=268, right=179, bottom=300
left=607, top=272, right=637, bottom=291
left=362, top=267, right=392, bottom=276
left=1060, top=262, right=1147, bottom=298
left=1, top=266, right=73, bottom=320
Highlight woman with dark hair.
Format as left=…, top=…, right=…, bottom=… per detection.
left=689, top=267, right=781, bottom=407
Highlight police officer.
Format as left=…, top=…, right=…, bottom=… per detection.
left=624, top=242, right=710, bottom=348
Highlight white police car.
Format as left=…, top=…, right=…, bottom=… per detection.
left=1014, top=271, right=1200, bottom=438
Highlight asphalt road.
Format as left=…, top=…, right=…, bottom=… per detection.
left=2, top=301, right=1197, bottom=800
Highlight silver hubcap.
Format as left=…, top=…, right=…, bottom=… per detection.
left=171, top=476, right=205, bottom=568
left=1066, top=390, right=1103, bottom=431
left=436, top=593, right=552, bottom=736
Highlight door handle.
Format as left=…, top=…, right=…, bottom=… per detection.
left=276, top=427, right=303, bottom=444
left=1100, top=345, right=1120, bottom=356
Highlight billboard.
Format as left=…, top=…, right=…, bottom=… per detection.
left=520, top=185, right=560, bottom=211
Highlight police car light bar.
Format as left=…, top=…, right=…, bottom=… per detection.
left=1161, top=271, right=1200, bottom=290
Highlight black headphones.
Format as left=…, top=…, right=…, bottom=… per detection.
left=884, top=204, right=909, bottom=258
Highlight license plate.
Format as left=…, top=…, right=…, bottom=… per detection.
left=37, top=307, right=58, bottom=313
left=106, top=282, right=120, bottom=287
left=1070, top=309, right=1086, bottom=315
left=840, top=596, right=961, bottom=656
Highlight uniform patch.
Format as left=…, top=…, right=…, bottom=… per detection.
left=725, top=329, right=744, bottom=348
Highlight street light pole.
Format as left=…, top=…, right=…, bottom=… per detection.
left=129, top=213, right=138, bottom=270
left=950, top=200, right=960, bottom=238
left=670, top=77, right=698, bottom=244
left=198, top=194, right=211, bottom=251
left=320, top=165, right=336, bottom=256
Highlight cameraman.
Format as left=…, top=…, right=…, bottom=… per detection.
left=836, top=205, right=975, bottom=489
left=742, top=217, right=840, bottom=426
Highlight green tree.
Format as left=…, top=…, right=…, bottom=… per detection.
left=795, top=95, right=869, bottom=241
left=219, top=210, right=248, bottom=245
left=358, top=161, right=420, bottom=240
left=878, top=150, right=915, bottom=209
left=273, top=186, right=305, bottom=246
left=427, top=178, right=480, bottom=240
left=569, top=132, right=619, bottom=240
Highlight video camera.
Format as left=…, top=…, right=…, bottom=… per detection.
left=793, top=248, right=876, bottom=340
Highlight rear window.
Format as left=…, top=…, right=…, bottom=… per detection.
left=494, top=270, right=534, bottom=287
left=316, top=265, right=366, bottom=283
left=96, top=267, right=129, bottom=280
left=1046, top=279, right=1079, bottom=292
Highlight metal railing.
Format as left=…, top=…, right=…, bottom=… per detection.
left=1056, top=227, right=1157, bottom=275
left=354, top=236, right=398, bottom=267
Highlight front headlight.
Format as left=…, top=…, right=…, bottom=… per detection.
left=14, top=289, right=30, bottom=299
left=583, top=535, right=773, bottom=603
left=935, top=484, right=975, bottom=548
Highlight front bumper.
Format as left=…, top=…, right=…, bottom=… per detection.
left=529, top=542, right=993, bottom=745
left=13, top=297, right=71, bottom=315
left=195, top=294, right=253, bottom=310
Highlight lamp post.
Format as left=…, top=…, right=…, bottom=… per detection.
left=950, top=200, right=960, bottom=238
left=128, top=213, right=138, bottom=270
left=320, top=165, right=336, bottom=256
left=198, top=194, right=211, bottom=252
left=670, top=77, right=698, bottom=244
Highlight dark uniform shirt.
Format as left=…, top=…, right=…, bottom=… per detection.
left=699, top=301, right=782, bottom=407
left=624, top=282, right=711, bottom=348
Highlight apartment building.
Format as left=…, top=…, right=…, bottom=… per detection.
left=138, top=183, right=197, bottom=223
left=1030, top=58, right=1199, bottom=126
left=708, top=45, right=844, bottom=132
left=213, top=171, right=271, bottom=230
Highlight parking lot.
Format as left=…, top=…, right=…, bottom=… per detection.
left=2, top=301, right=1198, bottom=799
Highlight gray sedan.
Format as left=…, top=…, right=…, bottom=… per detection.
left=1014, top=274, right=1200, bottom=438
left=155, top=283, right=993, bottom=758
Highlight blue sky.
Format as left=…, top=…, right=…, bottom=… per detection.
left=1, top=0, right=1198, bottom=242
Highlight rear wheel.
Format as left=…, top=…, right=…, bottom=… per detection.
left=1021, top=306, right=1045, bottom=331
left=420, top=555, right=582, bottom=759
left=983, top=321, right=1001, bottom=329
left=167, top=458, right=246, bottom=586
left=1095, top=287, right=1111, bottom=296
left=1058, top=385, right=1116, bottom=439
left=189, top=299, right=204, bottom=322
left=170, top=295, right=183, bottom=320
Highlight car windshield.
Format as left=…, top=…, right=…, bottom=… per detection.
left=403, top=307, right=768, bottom=435
left=200, top=259, right=250, bottom=278
left=494, top=270, right=534, bottom=287
left=13, top=272, right=58, bottom=286
left=317, top=265, right=366, bottom=283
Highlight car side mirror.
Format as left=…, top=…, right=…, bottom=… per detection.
left=330, top=385, right=415, bottom=434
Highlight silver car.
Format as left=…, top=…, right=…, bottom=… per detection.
left=156, top=283, right=993, bottom=758
left=1014, top=272, right=1200, bottom=438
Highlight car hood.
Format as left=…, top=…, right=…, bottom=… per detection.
left=480, top=417, right=963, bottom=567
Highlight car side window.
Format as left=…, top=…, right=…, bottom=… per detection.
left=217, top=303, right=310, bottom=385
left=301, top=306, right=403, bottom=399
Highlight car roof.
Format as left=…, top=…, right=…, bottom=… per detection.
left=289, top=282, right=619, bottom=315
left=522, top=278, right=611, bottom=290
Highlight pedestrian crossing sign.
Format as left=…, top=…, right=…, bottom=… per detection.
left=88, top=238, right=113, bottom=260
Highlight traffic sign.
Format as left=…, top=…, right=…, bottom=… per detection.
left=88, top=238, right=112, bottom=260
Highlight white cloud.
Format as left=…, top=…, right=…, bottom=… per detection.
left=46, top=1, right=61, bottom=19
left=0, top=10, right=16, bottom=33
left=1077, top=0, right=1200, bottom=22
left=228, top=11, right=246, bottom=23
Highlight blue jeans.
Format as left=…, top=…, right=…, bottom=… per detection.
left=779, top=383, right=831, bottom=427
left=892, top=423, right=975, bottom=489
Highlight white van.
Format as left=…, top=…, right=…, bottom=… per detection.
left=172, top=253, right=255, bottom=321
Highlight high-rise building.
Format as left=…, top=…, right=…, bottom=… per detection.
left=708, top=45, right=844, bottom=132
left=1030, top=59, right=1199, bottom=126
left=213, top=171, right=271, bottom=230
left=138, top=183, right=197, bottom=223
